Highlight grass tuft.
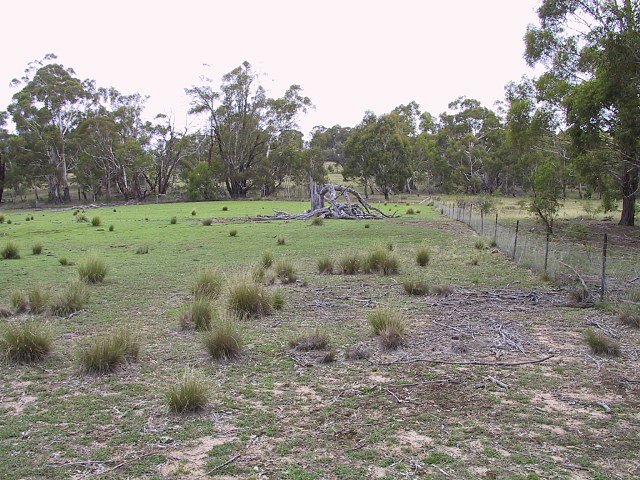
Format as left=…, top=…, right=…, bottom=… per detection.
left=181, top=300, right=217, bottom=331
left=406, top=207, right=415, bottom=215
left=379, top=325, right=405, bottom=350
left=59, top=257, right=74, bottom=266
left=289, top=330, right=330, bottom=351
left=78, top=253, right=108, bottom=283
left=166, top=369, right=208, bottom=413
left=416, top=247, right=430, bottom=266
left=229, top=229, right=238, bottom=237
left=28, top=285, right=51, bottom=314
left=311, top=217, right=324, bottom=226
left=402, top=279, right=429, bottom=296
left=0, top=215, right=4, bottom=223
left=191, top=209, right=197, bottom=216
left=318, top=349, right=336, bottom=364
left=364, top=248, right=399, bottom=275
left=222, top=206, right=228, bottom=211
left=261, top=251, right=274, bottom=269
left=135, top=245, right=150, bottom=255
left=272, top=290, right=286, bottom=310
left=275, top=261, right=298, bottom=284
left=202, top=218, right=213, bottom=226
left=367, top=307, right=406, bottom=336
left=0, top=321, right=52, bottom=363
left=76, top=213, right=88, bottom=222
left=10, top=290, right=29, bottom=313
left=432, top=285, right=454, bottom=296
left=276, top=236, right=286, bottom=245
left=1, top=241, right=20, bottom=260
left=108, top=225, right=114, bottom=232
left=91, top=216, right=101, bottom=227
left=227, top=277, right=273, bottom=318
left=192, top=268, right=225, bottom=300
left=202, top=319, right=243, bottom=360
left=32, top=242, right=43, bottom=255
left=584, top=328, right=620, bottom=357
left=474, top=240, right=485, bottom=250
left=317, top=257, right=334, bottom=274
left=170, top=216, right=177, bottom=224
left=339, top=253, right=361, bottom=275
left=345, top=346, right=370, bottom=360
left=618, top=304, right=640, bottom=328
left=77, top=328, right=139, bottom=374
left=50, top=280, right=90, bottom=316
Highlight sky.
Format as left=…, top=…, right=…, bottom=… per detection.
left=1, top=0, right=542, bottom=136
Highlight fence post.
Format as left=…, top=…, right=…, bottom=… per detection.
left=513, top=220, right=519, bottom=260
left=600, top=233, right=608, bottom=301
left=480, top=210, right=484, bottom=236
left=469, top=204, right=472, bottom=227
left=544, top=231, right=550, bottom=272
left=493, top=213, right=498, bottom=244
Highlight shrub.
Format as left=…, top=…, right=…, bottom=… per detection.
left=311, top=217, right=324, bottom=226
left=339, top=253, right=361, bottom=275
left=261, top=252, right=274, bottom=269
left=166, top=369, right=208, bottom=413
left=364, top=248, right=399, bottom=275
left=0, top=321, right=52, bottom=363
left=618, top=304, right=640, bottom=328
left=289, top=330, right=329, bottom=351
left=222, top=206, right=228, bottom=211
left=276, top=236, right=286, bottom=245
left=91, top=216, right=101, bottom=227
left=109, top=225, right=114, bottom=232
left=1, top=241, right=20, bottom=260
left=202, top=320, right=242, bottom=360
left=76, top=213, right=88, bottom=222
left=275, top=261, right=298, bottom=284
left=28, top=285, right=51, bottom=314
left=77, top=328, right=139, bottom=374
left=317, top=257, right=334, bottom=274
left=192, top=268, right=225, bottom=300
left=202, top=218, right=213, bottom=226
left=191, top=209, right=197, bottom=216
left=229, top=229, right=238, bottom=237
left=402, top=279, right=429, bottom=296
left=10, top=290, right=29, bottom=313
left=406, top=207, right=415, bottom=215
left=227, top=278, right=273, bottom=318
left=78, top=253, right=108, bottom=283
left=170, top=216, right=177, bottom=224
left=135, top=245, right=149, bottom=255
left=584, top=329, right=620, bottom=357
left=379, top=325, right=405, bottom=350
left=416, top=247, right=430, bottom=267
left=474, top=240, right=485, bottom=250
left=50, top=280, right=90, bottom=316
left=367, top=307, right=406, bottom=336
left=272, top=290, right=286, bottom=310
left=181, top=300, right=217, bottom=331
left=59, top=257, right=73, bottom=266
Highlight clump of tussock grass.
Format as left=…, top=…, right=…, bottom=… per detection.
left=0, top=215, right=4, bottom=223
left=222, top=206, right=228, bottom=211
left=289, top=330, right=330, bottom=351
left=432, top=285, right=454, bottom=296
left=468, top=257, right=479, bottom=266
left=364, top=224, right=370, bottom=229
left=180, top=299, right=217, bottom=331
left=272, top=290, right=285, bottom=310
left=59, top=257, right=74, bottom=266
left=170, top=216, right=177, bottom=224
left=275, top=261, right=298, bottom=284
left=202, top=319, right=243, bottom=360
left=191, top=209, right=197, bottom=216
left=489, top=240, right=498, bottom=248
left=367, top=307, right=407, bottom=336
left=317, top=257, right=334, bottom=274
left=0, top=321, right=52, bottom=363
left=6, top=219, right=11, bottom=224
left=227, top=277, right=273, bottom=318
left=339, top=253, right=361, bottom=275
left=276, top=236, right=286, bottom=245
left=402, top=279, right=429, bottom=296
left=166, top=369, right=208, bottom=413
left=584, top=328, right=620, bottom=357
left=10, top=290, right=29, bottom=313
left=406, top=207, right=415, bottom=215
left=27, top=285, right=51, bottom=314
left=49, top=280, right=90, bottom=316
left=379, top=325, right=405, bottom=350
left=192, top=268, right=225, bottom=300
left=91, top=216, right=101, bottom=227
left=229, top=229, right=238, bottom=237
left=311, top=217, right=324, bottom=226
left=416, top=247, right=430, bottom=267
left=344, top=345, right=370, bottom=360
left=364, top=248, right=399, bottom=275
left=32, top=242, right=43, bottom=255
left=76, top=328, right=139, bottom=374
left=1, top=241, right=20, bottom=260
left=108, top=225, right=114, bottom=232
left=618, top=304, right=640, bottom=329
left=135, top=245, right=149, bottom=255
left=78, top=253, right=108, bottom=283
left=0, top=306, right=12, bottom=318
left=202, top=218, right=213, bottom=226
left=474, top=240, right=485, bottom=250
left=76, top=213, right=88, bottom=222
left=386, top=242, right=394, bottom=251
left=261, top=251, right=274, bottom=269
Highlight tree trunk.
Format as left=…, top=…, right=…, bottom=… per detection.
left=310, top=178, right=324, bottom=210
left=619, top=166, right=638, bottom=226
left=0, top=155, right=5, bottom=203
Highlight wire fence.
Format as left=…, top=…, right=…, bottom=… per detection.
left=433, top=199, right=640, bottom=303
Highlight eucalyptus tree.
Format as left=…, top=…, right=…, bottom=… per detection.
left=186, top=62, right=311, bottom=198
left=525, top=0, right=640, bottom=225
left=0, top=112, right=8, bottom=202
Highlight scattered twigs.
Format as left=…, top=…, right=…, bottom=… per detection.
left=376, top=355, right=556, bottom=367
left=486, top=375, right=510, bottom=389
left=495, top=443, right=590, bottom=472
left=198, top=454, right=241, bottom=478
left=386, top=378, right=460, bottom=389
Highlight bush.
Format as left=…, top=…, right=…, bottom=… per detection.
left=227, top=278, right=273, bottom=318
left=364, top=248, right=399, bottom=275
left=367, top=307, right=406, bottom=336
left=77, top=328, right=139, bottom=374
left=276, top=236, right=286, bottom=245
left=416, top=247, right=430, bottom=267
left=170, top=216, right=177, bottom=224
left=339, top=253, right=361, bottom=275
left=50, top=280, right=90, bottom=316
left=10, top=290, right=29, bottom=313
left=402, top=279, right=429, bottom=296
left=91, top=216, right=101, bottom=227
left=618, top=304, right=640, bottom=328
left=317, top=257, right=334, bottom=274
left=1, top=241, right=20, bottom=260
left=584, top=329, right=620, bottom=357
left=275, top=261, right=298, bottom=284
left=311, top=217, right=324, bottom=226
left=261, top=252, right=274, bottom=269
left=192, top=268, right=225, bottom=300
left=202, top=218, right=213, bottom=226
left=289, top=330, right=329, bottom=351
left=32, top=242, right=43, bottom=255
left=181, top=300, right=217, bottom=331
left=78, top=253, right=108, bottom=283
left=135, top=245, right=149, bottom=255
left=28, top=285, right=51, bottom=314
left=0, top=321, right=52, bottom=363
left=272, top=290, right=286, bottom=310
left=109, top=225, right=114, bottom=232
left=406, top=207, right=415, bottom=215
left=166, top=369, right=208, bottom=413
left=202, top=320, right=242, bottom=360
left=229, top=229, right=238, bottom=237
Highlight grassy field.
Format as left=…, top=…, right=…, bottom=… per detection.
left=0, top=200, right=639, bottom=479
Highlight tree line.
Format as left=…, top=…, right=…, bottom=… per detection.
left=0, top=1, right=638, bottom=226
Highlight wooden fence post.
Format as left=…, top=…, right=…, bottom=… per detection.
left=600, top=233, right=608, bottom=301
left=494, top=213, right=498, bottom=244
left=544, top=231, right=550, bottom=272
left=513, top=220, right=519, bottom=260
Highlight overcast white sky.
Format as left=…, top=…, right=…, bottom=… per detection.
left=1, top=0, right=541, bottom=135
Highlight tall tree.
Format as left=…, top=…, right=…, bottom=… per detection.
left=525, top=0, right=640, bottom=225
left=0, top=112, right=8, bottom=203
